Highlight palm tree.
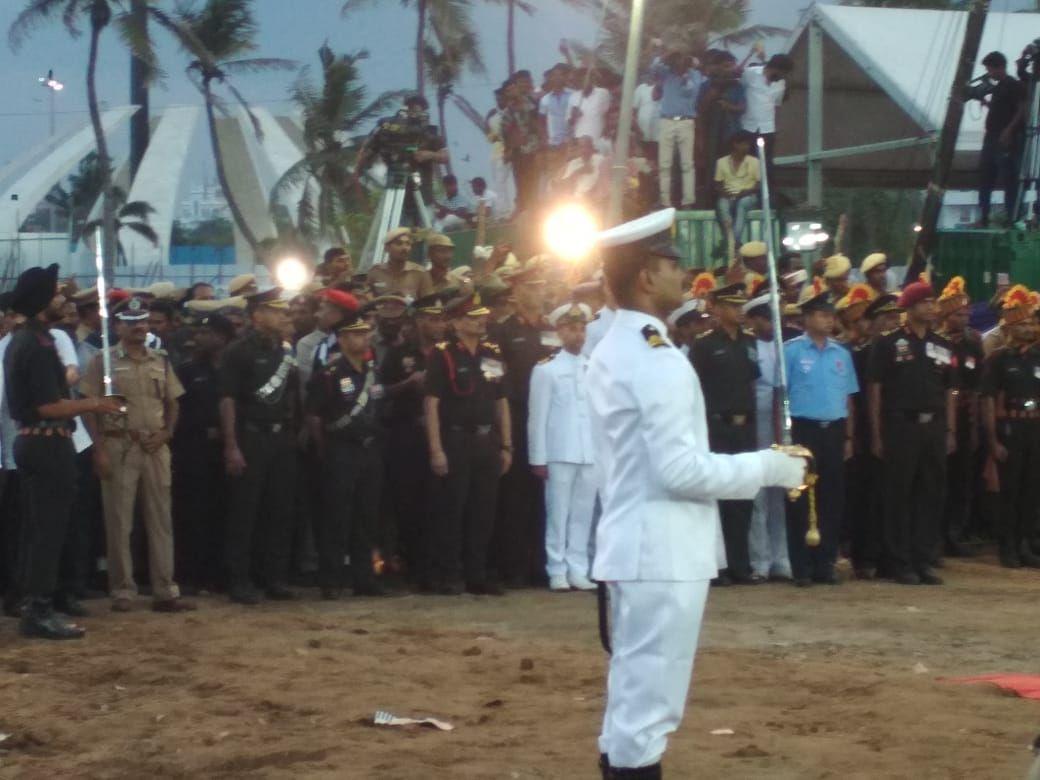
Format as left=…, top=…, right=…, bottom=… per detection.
left=177, top=0, right=296, bottom=259
left=9, top=0, right=202, bottom=276
left=272, top=45, right=402, bottom=243
left=45, top=151, right=105, bottom=238
left=81, top=187, right=158, bottom=266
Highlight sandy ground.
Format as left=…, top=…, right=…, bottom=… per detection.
left=1, top=556, right=1039, bottom=779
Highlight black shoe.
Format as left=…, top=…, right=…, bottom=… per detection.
left=609, top=763, right=662, bottom=779
left=711, top=573, right=733, bottom=587
left=793, top=577, right=813, bottom=588
left=999, top=548, right=1022, bottom=568
left=265, top=584, right=296, bottom=601
left=917, top=568, right=944, bottom=585
left=945, top=539, right=974, bottom=557
left=853, top=567, right=876, bottom=581
left=600, top=753, right=611, bottom=780
left=437, top=581, right=465, bottom=596
left=894, top=571, right=921, bottom=585
left=3, top=595, right=22, bottom=618
left=466, top=581, right=505, bottom=596
left=1019, top=542, right=1040, bottom=568
left=53, top=595, right=90, bottom=618
left=321, top=587, right=343, bottom=601
left=353, top=582, right=387, bottom=597
left=19, top=606, right=85, bottom=640
left=812, top=570, right=839, bottom=585
left=229, top=586, right=262, bottom=605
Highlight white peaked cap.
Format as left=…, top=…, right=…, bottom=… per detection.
left=667, top=298, right=707, bottom=327
left=597, top=208, right=676, bottom=249
left=548, top=302, right=593, bottom=327
left=742, top=293, right=773, bottom=315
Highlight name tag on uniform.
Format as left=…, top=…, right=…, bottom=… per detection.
left=541, top=332, right=562, bottom=348
left=926, top=342, right=951, bottom=365
left=481, top=358, right=504, bottom=380
left=799, top=356, right=814, bottom=374
left=339, top=377, right=356, bottom=395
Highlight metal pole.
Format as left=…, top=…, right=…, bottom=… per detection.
left=94, top=229, right=114, bottom=396
left=807, top=20, right=824, bottom=207
left=48, top=87, right=55, bottom=138
left=757, top=137, right=792, bottom=444
left=606, top=0, right=646, bottom=226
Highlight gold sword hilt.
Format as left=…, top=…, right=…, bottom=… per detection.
left=772, top=443, right=821, bottom=548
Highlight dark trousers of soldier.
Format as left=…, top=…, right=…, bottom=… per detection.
left=13, top=435, right=76, bottom=608
left=1, top=470, right=18, bottom=602
left=788, top=419, right=845, bottom=581
left=431, top=428, right=500, bottom=588
left=226, top=425, right=296, bottom=591
left=386, top=421, right=431, bottom=583
left=60, top=448, right=95, bottom=597
left=881, top=415, right=946, bottom=576
left=318, top=437, right=383, bottom=590
left=994, top=418, right=1040, bottom=560
left=173, top=436, right=225, bottom=590
left=495, top=401, right=545, bottom=586
left=707, top=416, right=755, bottom=580
left=848, top=453, right=883, bottom=572
left=942, top=406, right=976, bottom=554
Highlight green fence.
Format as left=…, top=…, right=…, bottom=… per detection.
left=933, top=229, right=1040, bottom=300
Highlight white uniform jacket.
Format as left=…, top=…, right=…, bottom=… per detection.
left=583, top=306, right=615, bottom=358
left=588, top=309, right=773, bottom=582
left=527, top=350, right=595, bottom=467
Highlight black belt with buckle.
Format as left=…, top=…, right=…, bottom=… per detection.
left=449, top=424, right=493, bottom=435
left=891, top=411, right=938, bottom=424
left=709, top=413, right=750, bottom=427
left=792, top=417, right=845, bottom=429
left=243, top=420, right=286, bottom=434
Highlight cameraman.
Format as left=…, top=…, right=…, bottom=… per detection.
left=650, top=40, right=706, bottom=209
left=970, top=51, right=1026, bottom=227
left=355, top=95, right=448, bottom=226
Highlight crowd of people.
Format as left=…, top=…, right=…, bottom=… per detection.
left=485, top=39, right=792, bottom=244
left=2, top=221, right=1039, bottom=641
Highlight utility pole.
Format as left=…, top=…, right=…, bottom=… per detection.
left=606, top=0, right=646, bottom=227
left=906, top=0, right=990, bottom=284
left=129, top=0, right=150, bottom=179
left=38, top=70, right=64, bottom=137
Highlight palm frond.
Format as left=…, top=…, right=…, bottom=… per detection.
left=123, top=220, right=160, bottom=246
left=8, top=0, right=81, bottom=49
left=119, top=200, right=156, bottom=220
left=220, top=57, right=297, bottom=75
left=224, top=78, right=263, bottom=140
left=709, top=24, right=790, bottom=49
left=340, top=0, right=383, bottom=16
left=113, top=4, right=163, bottom=84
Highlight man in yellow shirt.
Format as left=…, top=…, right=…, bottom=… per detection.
left=714, top=130, right=761, bottom=249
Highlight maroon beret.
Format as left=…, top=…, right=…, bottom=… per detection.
left=897, top=281, right=934, bottom=309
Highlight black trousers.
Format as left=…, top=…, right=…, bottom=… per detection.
left=942, top=405, right=976, bottom=549
left=226, top=425, right=296, bottom=590
left=881, top=414, right=946, bottom=574
left=979, top=130, right=1022, bottom=223
left=431, top=428, right=500, bottom=587
left=172, top=435, right=226, bottom=589
left=14, top=435, right=77, bottom=601
left=511, top=152, right=540, bottom=214
left=495, top=400, right=545, bottom=585
left=1, top=469, right=19, bottom=598
left=994, top=418, right=1040, bottom=553
left=60, top=447, right=95, bottom=597
left=707, top=416, right=754, bottom=579
left=318, top=437, right=383, bottom=590
left=788, top=419, right=845, bottom=580
left=848, top=452, right=883, bottom=570
left=385, top=421, right=431, bottom=582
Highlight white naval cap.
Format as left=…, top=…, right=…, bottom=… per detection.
left=596, top=208, right=677, bottom=250
left=666, top=298, right=707, bottom=327
left=783, top=268, right=808, bottom=286
left=548, top=301, right=593, bottom=327
left=742, top=293, right=773, bottom=316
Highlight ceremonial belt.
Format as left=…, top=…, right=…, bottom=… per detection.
left=326, top=368, right=375, bottom=433
left=709, top=412, right=749, bottom=426
left=18, top=427, right=70, bottom=438
left=888, top=410, right=939, bottom=423
left=255, top=343, right=296, bottom=405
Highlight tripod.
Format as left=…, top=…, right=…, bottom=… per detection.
left=358, top=169, right=432, bottom=271
left=1013, top=45, right=1040, bottom=226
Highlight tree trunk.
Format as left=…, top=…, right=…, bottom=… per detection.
left=438, top=92, right=451, bottom=174
left=416, top=0, right=427, bottom=95
left=203, top=78, right=261, bottom=259
left=507, top=0, right=516, bottom=77
left=128, top=0, right=149, bottom=179
left=87, top=14, right=117, bottom=278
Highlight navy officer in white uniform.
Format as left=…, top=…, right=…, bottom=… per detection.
left=528, top=302, right=597, bottom=592
left=587, top=208, right=808, bottom=779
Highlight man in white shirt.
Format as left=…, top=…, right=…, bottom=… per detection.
left=631, top=73, right=661, bottom=155
left=570, top=76, right=611, bottom=142
left=470, top=177, right=500, bottom=221
left=740, top=54, right=793, bottom=187
left=588, top=208, right=807, bottom=778
left=486, top=86, right=516, bottom=217
left=556, top=136, right=606, bottom=200
left=528, top=303, right=597, bottom=593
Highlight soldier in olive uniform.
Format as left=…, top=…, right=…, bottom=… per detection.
left=980, top=285, right=1040, bottom=568
left=219, top=289, right=298, bottom=605
left=424, top=292, right=512, bottom=595
left=690, top=282, right=759, bottom=584
left=307, top=295, right=387, bottom=598
left=867, top=281, right=957, bottom=586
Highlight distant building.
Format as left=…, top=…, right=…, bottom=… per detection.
left=178, top=181, right=229, bottom=226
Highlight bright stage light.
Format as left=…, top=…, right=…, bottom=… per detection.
left=543, top=204, right=599, bottom=261
left=274, top=257, right=310, bottom=291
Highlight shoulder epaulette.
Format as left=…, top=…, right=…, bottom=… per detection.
left=481, top=340, right=501, bottom=352
left=537, top=349, right=561, bottom=365
left=434, top=341, right=449, bottom=351
left=694, top=330, right=712, bottom=340
left=641, top=324, right=669, bottom=349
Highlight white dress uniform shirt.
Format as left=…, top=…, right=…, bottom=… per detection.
left=582, top=306, right=615, bottom=358
left=529, top=349, right=597, bottom=585
left=51, top=328, right=91, bottom=455
left=740, top=64, right=786, bottom=134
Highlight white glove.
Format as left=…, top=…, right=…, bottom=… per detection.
left=759, top=449, right=808, bottom=490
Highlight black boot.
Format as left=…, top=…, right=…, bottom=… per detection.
left=19, top=598, right=85, bottom=640
left=1019, top=541, right=1040, bottom=568
left=600, top=754, right=610, bottom=780
left=610, top=763, right=662, bottom=779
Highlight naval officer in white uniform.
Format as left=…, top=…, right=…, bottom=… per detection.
left=587, top=208, right=808, bottom=779
left=528, top=302, right=597, bottom=592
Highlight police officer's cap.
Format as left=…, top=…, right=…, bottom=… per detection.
left=113, top=297, right=151, bottom=322
left=336, top=311, right=373, bottom=334
left=799, top=291, right=835, bottom=315
left=11, top=263, right=59, bottom=318
left=245, top=287, right=288, bottom=311
left=548, top=302, right=592, bottom=327
left=413, top=291, right=451, bottom=316
left=476, top=280, right=511, bottom=307
left=445, top=291, right=490, bottom=319
left=864, top=293, right=900, bottom=319
left=712, top=282, right=748, bottom=306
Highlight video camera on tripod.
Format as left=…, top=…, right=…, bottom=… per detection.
left=372, top=109, right=436, bottom=184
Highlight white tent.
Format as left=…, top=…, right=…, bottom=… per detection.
left=777, top=5, right=1040, bottom=193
